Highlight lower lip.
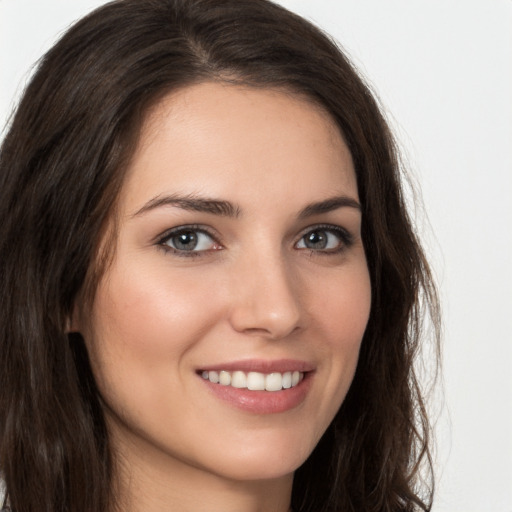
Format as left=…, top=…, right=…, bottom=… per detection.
left=200, top=373, right=313, bottom=414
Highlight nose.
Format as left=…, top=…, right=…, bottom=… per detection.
left=228, top=251, right=303, bottom=340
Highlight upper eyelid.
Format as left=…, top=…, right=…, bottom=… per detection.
left=156, top=224, right=220, bottom=244
left=296, top=223, right=352, bottom=239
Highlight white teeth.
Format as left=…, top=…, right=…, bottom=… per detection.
left=247, top=371, right=265, bottom=390
left=231, top=371, right=247, bottom=388
left=219, top=370, right=231, bottom=386
left=282, top=371, right=292, bottom=389
left=265, top=372, right=282, bottom=391
left=201, top=370, right=305, bottom=391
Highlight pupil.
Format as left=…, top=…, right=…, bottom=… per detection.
left=174, top=231, right=197, bottom=250
left=306, top=231, right=327, bottom=249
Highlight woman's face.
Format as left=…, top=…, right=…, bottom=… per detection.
left=78, top=82, right=371, bottom=485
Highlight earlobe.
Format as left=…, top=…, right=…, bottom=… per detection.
left=65, top=316, right=78, bottom=334
left=65, top=302, right=82, bottom=334
left=65, top=316, right=75, bottom=334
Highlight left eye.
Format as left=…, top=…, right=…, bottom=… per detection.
left=296, top=228, right=345, bottom=251
left=162, top=229, right=216, bottom=252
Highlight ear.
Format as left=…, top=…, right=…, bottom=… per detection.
left=65, top=300, right=82, bottom=334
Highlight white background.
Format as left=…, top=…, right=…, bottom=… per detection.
left=1, top=1, right=511, bottom=511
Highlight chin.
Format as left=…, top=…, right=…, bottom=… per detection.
left=194, top=430, right=318, bottom=482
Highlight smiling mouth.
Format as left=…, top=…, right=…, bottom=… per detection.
left=200, top=370, right=305, bottom=392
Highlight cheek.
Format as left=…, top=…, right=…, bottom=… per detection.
left=83, top=261, right=226, bottom=391
left=311, top=260, right=371, bottom=347
left=308, top=262, right=371, bottom=414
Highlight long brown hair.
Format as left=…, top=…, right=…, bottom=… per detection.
left=0, top=1, right=440, bottom=511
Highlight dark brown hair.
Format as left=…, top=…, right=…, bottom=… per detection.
left=0, top=1, right=440, bottom=511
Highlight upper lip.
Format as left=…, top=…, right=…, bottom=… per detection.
left=198, top=359, right=315, bottom=373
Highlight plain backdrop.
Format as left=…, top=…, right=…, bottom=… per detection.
left=1, top=1, right=511, bottom=511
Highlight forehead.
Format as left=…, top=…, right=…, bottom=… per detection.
left=120, top=82, right=357, bottom=213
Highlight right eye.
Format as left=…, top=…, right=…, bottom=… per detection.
left=159, top=226, right=220, bottom=255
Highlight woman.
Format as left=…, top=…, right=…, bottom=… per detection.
left=0, top=0, right=440, bottom=511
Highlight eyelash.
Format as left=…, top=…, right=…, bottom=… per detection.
left=156, top=223, right=354, bottom=258
left=157, top=224, right=220, bottom=258
left=297, top=224, right=354, bottom=255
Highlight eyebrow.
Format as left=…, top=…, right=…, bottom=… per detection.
left=132, top=193, right=241, bottom=218
left=131, top=193, right=360, bottom=219
left=298, top=195, right=361, bottom=218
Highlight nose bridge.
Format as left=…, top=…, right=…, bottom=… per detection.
left=228, top=243, right=302, bottom=339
